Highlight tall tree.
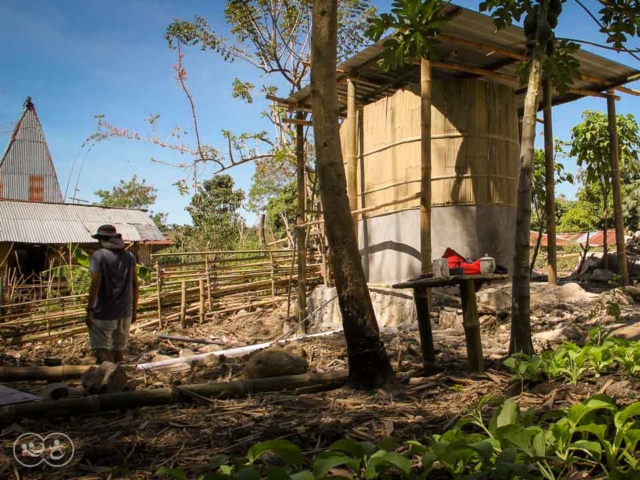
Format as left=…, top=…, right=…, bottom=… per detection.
left=569, top=110, right=640, bottom=270
left=94, top=175, right=168, bottom=230
left=185, top=174, right=246, bottom=250
left=311, top=0, right=394, bottom=389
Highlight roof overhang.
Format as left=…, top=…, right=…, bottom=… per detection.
left=285, top=4, right=640, bottom=115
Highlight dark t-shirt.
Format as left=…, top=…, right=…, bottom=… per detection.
left=89, top=248, right=136, bottom=320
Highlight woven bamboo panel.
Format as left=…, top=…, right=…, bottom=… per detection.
left=354, top=78, right=519, bottom=218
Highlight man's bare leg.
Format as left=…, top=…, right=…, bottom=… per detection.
left=95, top=349, right=114, bottom=364
left=112, top=350, right=125, bottom=363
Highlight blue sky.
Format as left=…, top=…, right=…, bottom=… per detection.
left=1, top=0, right=640, bottom=226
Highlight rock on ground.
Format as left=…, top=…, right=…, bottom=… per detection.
left=43, top=382, right=69, bottom=400
left=241, top=346, right=308, bottom=380
left=82, top=362, right=129, bottom=394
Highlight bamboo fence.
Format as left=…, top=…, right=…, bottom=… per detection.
left=0, top=249, right=323, bottom=344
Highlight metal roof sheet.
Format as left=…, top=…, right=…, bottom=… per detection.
left=288, top=4, right=640, bottom=113
left=0, top=99, right=63, bottom=203
left=0, top=200, right=168, bottom=245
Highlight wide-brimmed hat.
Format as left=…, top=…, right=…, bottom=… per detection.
left=92, top=224, right=122, bottom=240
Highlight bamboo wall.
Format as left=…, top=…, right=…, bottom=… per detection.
left=355, top=79, right=519, bottom=218
left=344, top=78, right=519, bottom=283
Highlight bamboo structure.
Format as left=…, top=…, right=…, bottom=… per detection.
left=543, top=79, right=558, bottom=285
left=296, top=111, right=308, bottom=333
left=607, top=90, right=629, bottom=286
left=0, top=249, right=323, bottom=344
left=0, top=370, right=349, bottom=421
left=347, top=79, right=358, bottom=239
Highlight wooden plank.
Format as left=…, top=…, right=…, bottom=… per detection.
left=414, top=287, right=437, bottom=367
left=392, top=273, right=509, bottom=289
left=460, top=279, right=484, bottom=373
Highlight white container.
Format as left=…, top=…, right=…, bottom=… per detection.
left=433, top=258, right=449, bottom=278
left=479, top=254, right=496, bottom=274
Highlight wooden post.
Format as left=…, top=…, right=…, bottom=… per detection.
left=607, top=90, right=629, bottom=286
left=416, top=59, right=435, bottom=370
left=199, top=279, right=205, bottom=323
left=155, top=260, right=162, bottom=328
left=420, top=59, right=432, bottom=275
left=414, top=287, right=436, bottom=368
left=204, top=254, right=212, bottom=310
left=347, top=79, right=358, bottom=241
left=296, top=110, right=308, bottom=333
left=543, top=78, right=557, bottom=285
left=180, top=281, right=187, bottom=328
left=459, top=280, right=484, bottom=373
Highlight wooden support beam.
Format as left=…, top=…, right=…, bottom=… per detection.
left=347, top=80, right=358, bottom=242
left=180, top=281, right=187, bottom=328
left=543, top=78, right=558, bottom=285
left=429, top=61, right=620, bottom=101
left=607, top=89, right=629, bottom=285
left=436, top=34, right=640, bottom=96
left=283, top=118, right=313, bottom=126
left=295, top=111, right=308, bottom=333
left=420, top=59, right=432, bottom=276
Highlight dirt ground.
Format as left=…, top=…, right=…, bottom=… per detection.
left=0, top=281, right=639, bottom=479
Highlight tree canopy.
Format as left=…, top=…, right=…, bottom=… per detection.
left=94, top=175, right=168, bottom=230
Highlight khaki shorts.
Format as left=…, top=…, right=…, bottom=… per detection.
left=88, top=317, right=131, bottom=351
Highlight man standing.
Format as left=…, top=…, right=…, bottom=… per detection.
left=86, top=225, right=139, bottom=364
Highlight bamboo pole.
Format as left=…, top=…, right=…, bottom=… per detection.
left=420, top=59, right=432, bottom=275
left=543, top=79, right=558, bottom=285
left=0, top=370, right=348, bottom=421
left=296, top=110, right=308, bottom=334
left=607, top=89, right=629, bottom=285
left=205, top=254, right=212, bottom=310
left=155, top=260, right=163, bottom=327
left=0, top=365, right=92, bottom=382
left=199, top=279, right=205, bottom=323
left=180, top=281, right=187, bottom=328
left=418, top=59, right=436, bottom=369
left=151, top=249, right=293, bottom=258
left=347, top=79, right=358, bottom=240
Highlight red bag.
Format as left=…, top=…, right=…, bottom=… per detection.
left=442, top=248, right=482, bottom=275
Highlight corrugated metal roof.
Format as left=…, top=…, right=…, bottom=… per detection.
left=0, top=200, right=168, bottom=244
left=288, top=4, right=640, bottom=113
left=0, top=99, right=64, bottom=203
left=531, top=230, right=621, bottom=247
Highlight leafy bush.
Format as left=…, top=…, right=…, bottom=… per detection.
left=157, top=394, right=640, bottom=479
left=503, top=338, right=640, bottom=385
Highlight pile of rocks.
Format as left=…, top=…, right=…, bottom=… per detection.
left=626, top=231, right=640, bottom=255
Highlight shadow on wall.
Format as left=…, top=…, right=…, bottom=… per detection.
left=357, top=78, right=518, bottom=284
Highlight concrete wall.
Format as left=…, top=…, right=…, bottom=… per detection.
left=359, top=204, right=515, bottom=285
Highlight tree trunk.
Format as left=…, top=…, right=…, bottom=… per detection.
left=607, top=90, right=629, bottom=285
left=543, top=78, right=557, bottom=285
left=530, top=221, right=544, bottom=276
left=280, top=212, right=295, bottom=248
left=509, top=56, right=542, bottom=356
left=603, top=201, right=609, bottom=270
left=258, top=213, right=266, bottom=246
left=311, top=0, right=394, bottom=389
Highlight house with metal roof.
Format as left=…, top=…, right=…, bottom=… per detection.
left=0, top=99, right=171, bottom=279
left=278, top=4, right=640, bottom=284
left=0, top=200, right=171, bottom=277
left=0, top=98, right=63, bottom=203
